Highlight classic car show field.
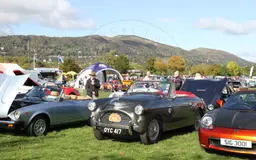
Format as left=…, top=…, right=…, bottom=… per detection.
left=0, top=91, right=253, bottom=160
left=1, top=1, right=256, bottom=159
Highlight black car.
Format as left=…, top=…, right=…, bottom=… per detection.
left=89, top=80, right=207, bottom=144
left=180, top=78, right=234, bottom=111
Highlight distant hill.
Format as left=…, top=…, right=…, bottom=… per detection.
left=0, top=35, right=253, bottom=66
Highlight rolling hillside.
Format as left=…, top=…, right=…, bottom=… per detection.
left=0, top=35, right=253, bottom=66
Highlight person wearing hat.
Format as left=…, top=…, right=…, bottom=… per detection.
left=85, top=71, right=100, bottom=99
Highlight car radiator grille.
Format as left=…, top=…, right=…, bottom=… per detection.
left=209, top=138, right=256, bottom=151
left=100, top=112, right=131, bottom=125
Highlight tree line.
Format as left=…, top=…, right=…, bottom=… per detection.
left=0, top=51, right=255, bottom=76
left=145, top=56, right=253, bottom=76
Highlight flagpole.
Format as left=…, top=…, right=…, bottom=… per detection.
left=33, top=55, right=35, bottom=69
left=33, top=54, right=36, bottom=69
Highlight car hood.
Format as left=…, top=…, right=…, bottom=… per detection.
left=180, top=78, right=227, bottom=106
left=0, top=74, right=29, bottom=118
left=212, top=108, right=256, bottom=130
left=105, top=94, right=162, bottom=110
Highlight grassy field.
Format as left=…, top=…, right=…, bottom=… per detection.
left=0, top=91, right=253, bottom=160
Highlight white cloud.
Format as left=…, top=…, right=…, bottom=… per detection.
left=0, top=0, right=96, bottom=31
left=198, top=18, right=256, bottom=35
left=159, top=17, right=175, bottom=23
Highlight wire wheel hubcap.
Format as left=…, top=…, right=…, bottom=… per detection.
left=148, top=119, right=160, bottom=141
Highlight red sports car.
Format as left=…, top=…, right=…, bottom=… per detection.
left=199, top=90, right=256, bottom=155
left=44, top=86, right=80, bottom=96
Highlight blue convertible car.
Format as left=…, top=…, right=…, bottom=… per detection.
left=0, top=74, right=91, bottom=136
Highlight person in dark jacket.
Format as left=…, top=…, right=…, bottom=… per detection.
left=85, top=71, right=101, bottom=99
left=172, top=71, right=183, bottom=90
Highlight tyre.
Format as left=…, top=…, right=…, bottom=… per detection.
left=93, top=128, right=106, bottom=140
left=27, top=116, right=48, bottom=136
left=192, top=110, right=203, bottom=131
left=140, top=119, right=162, bottom=145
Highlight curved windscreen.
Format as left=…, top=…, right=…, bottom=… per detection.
left=127, top=81, right=171, bottom=95
left=25, top=86, right=62, bottom=102
left=223, top=92, right=256, bottom=110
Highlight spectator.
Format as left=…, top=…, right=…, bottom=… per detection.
left=56, top=71, right=66, bottom=87
left=85, top=71, right=101, bottom=99
left=62, top=74, right=67, bottom=86
left=143, top=71, right=152, bottom=80
left=79, top=78, right=84, bottom=88
left=172, top=71, right=182, bottom=90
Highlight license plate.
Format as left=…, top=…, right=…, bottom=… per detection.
left=220, top=138, right=252, bottom=148
left=103, top=127, right=122, bottom=134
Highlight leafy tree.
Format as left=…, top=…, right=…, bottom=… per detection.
left=154, top=58, right=166, bottom=75
left=167, top=56, right=185, bottom=72
left=99, top=50, right=118, bottom=67
left=114, top=54, right=130, bottom=74
left=240, top=66, right=256, bottom=76
left=60, top=59, right=81, bottom=73
left=207, top=64, right=222, bottom=76
left=36, top=61, right=50, bottom=68
left=226, top=61, right=240, bottom=76
left=190, top=64, right=208, bottom=75
left=145, top=56, right=156, bottom=73
left=129, top=62, right=144, bottom=70
left=219, top=65, right=228, bottom=76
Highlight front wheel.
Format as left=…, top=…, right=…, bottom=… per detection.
left=140, top=119, right=162, bottom=145
left=27, top=116, right=48, bottom=136
left=93, top=128, right=106, bottom=140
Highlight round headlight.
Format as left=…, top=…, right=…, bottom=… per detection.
left=14, top=111, right=20, bottom=120
left=207, top=104, right=214, bottom=111
left=88, top=101, right=96, bottom=111
left=135, top=105, right=144, bottom=115
left=201, top=116, right=213, bottom=129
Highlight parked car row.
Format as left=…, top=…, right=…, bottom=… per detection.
left=1, top=74, right=256, bottom=155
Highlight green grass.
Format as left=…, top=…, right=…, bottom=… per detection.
left=0, top=91, right=251, bottom=160
left=0, top=128, right=248, bottom=160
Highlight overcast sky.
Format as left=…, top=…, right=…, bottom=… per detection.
left=0, top=0, right=255, bottom=62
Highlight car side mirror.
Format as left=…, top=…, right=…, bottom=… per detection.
left=216, top=99, right=224, bottom=107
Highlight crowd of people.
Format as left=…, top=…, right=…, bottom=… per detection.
left=141, top=70, right=204, bottom=90
left=82, top=70, right=206, bottom=99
